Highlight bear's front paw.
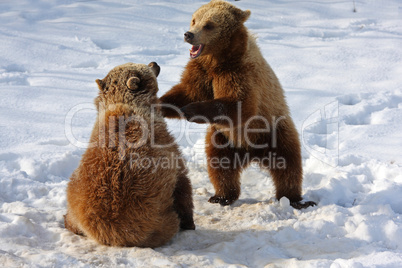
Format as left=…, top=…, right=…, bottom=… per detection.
left=208, top=195, right=235, bottom=206
left=290, top=201, right=317, bottom=209
left=180, top=103, right=209, bottom=124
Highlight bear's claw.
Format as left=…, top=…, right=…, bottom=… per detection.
left=208, top=196, right=235, bottom=206
left=290, top=201, right=317, bottom=209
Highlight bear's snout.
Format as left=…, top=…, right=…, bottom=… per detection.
left=184, top=31, right=194, bottom=42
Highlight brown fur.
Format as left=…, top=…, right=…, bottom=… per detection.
left=159, top=0, right=316, bottom=209
left=65, top=62, right=195, bottom=248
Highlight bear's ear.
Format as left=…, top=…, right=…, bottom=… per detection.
left=148, top=62, right=160, bottom=77
left=96, top=79, right=105, bottom=91
left=235, top=9, right=251, bottom=23
left=126, top=76, right=141, bottom=90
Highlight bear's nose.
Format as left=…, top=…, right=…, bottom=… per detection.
left=184, top=31, right=194, bottom=41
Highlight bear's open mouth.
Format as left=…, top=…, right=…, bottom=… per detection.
left=190, top=44, right=204, bottom=59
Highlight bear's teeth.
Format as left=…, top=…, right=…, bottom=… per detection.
left=189, top=44, right=203, bottom=58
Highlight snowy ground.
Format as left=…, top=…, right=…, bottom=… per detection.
left=1, top=0, right=402, bottom=267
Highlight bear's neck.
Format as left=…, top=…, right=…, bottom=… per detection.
left=199, top=26, right=249, bottom=72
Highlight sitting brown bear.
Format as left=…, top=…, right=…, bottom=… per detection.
left=64, top=62, right=195, bottom=247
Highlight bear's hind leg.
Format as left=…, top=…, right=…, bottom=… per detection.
left=173, top=160, right=195, bottom=230
left=268, top=121, right=316, bottom=209
left=206, top=129, right=248, bottom=206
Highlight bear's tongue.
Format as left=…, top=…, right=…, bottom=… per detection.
left=189, top=44, right=203, bottom=59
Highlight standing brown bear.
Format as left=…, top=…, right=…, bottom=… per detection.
left=159, top=0, right=316, bottom=209
left=64, top=62, right=195, bottom=248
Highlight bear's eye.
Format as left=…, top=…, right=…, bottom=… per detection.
left=191, top=19, right=195, bottom=26
left=203, top=23, right=214, bottom=30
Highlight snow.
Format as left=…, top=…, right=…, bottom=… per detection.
left=0, top=0, right=401, bottom=267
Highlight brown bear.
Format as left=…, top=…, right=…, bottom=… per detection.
left=159, top=0, right=316, bottom=209
left=64, top=62, right=195, bottom=248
